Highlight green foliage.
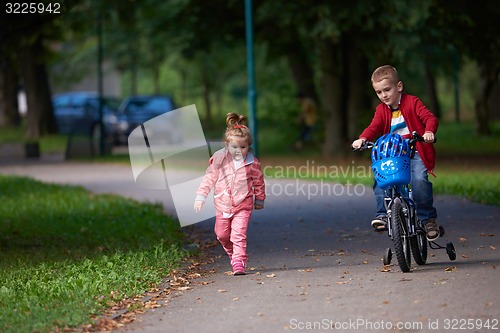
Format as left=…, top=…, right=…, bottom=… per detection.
left=435, top=121, right=500, bottom=156
left=434, top=171, right=500, bottom=206
left=0, top=176, right=184, bottom=332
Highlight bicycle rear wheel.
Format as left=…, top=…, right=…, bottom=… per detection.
left=411, top=223, right=428, bottom=265
left=391, top=198, right=411, bottom=272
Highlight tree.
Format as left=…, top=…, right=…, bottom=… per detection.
left=428, top=0, right=500, bottom=135
left=0, top=3, right=75, bottom=139
left=0, top=52, right=21, bottom=128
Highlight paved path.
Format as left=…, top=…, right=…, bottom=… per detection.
left=1, top=158, right=499, bottom=333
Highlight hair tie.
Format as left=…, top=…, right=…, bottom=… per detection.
left=234, top=125, right=246, bottom=129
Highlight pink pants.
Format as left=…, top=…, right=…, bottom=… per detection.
left=214, top=209, right=252, bottom=265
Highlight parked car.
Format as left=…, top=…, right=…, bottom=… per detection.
left=52, top=92, right=123, bottom=145
left=116, top=95, right=178, bottom=145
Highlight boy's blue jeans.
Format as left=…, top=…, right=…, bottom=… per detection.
left=374, top=152, right=437, bottom=224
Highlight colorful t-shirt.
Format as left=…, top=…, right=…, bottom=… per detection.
left=390, top=107, right=410, bottom=138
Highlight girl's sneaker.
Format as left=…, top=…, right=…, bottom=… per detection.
left=232, top=261, right=246, bottom=275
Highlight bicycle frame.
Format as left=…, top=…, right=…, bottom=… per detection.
left=384, top=185, right=420, bottom=240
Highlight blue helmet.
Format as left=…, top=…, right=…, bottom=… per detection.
left=371, top=133, right=410, bottom=163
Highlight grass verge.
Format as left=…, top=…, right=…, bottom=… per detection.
left=262, top=157, right=500, bottom=207
left=0, top=175, right=185, bottom=333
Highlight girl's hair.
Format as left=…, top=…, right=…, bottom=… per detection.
left=224, top=112, right=253, bottom=145
left=371, top=65, right=400, bottom=85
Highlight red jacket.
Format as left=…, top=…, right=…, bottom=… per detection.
left=359, top=93, right=439, bottom=172
left=196, top=149, right=266, bottom=214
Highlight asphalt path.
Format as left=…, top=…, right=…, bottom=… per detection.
left=1, top=157, right=499, bottom=333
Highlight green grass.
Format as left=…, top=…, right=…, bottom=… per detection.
left=0, top=176, right=185, bottom=333
left=433, top=170, right=500, bottom=205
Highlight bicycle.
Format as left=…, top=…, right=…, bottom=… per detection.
left=354, top=131, right=456, bottom=272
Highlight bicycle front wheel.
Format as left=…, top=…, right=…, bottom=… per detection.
left=411, top=223, right=428, bottom=265
left=391, top=198, right=411, bottom=272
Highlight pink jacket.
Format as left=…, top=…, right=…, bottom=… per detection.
left=196, top=149, right=266, bottom=214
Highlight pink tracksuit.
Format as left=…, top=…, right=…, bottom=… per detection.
left=196, top=148, right=266, bottom=266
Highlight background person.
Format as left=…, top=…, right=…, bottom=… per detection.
left=294, top=92, right=318, bottom=151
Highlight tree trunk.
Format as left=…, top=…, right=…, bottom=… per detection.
left=0, top=57, right=21, bottom=127
left=475, top=64, right=499, bottom=135
left=201, top=67, right=213, bottom=129
left=345, top=38, right=370, bottom=140
left=17, top=35, right=57, bottom=141
left=286, top=49, right=318, bottom=103
left=424, top=61, right=442, bottom=119
left=319, top=39, right=344, bottom=157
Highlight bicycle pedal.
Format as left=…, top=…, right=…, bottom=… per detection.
left=374, top=227, right=387, bottom=233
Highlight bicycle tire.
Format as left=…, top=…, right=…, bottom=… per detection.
left=410, top=222, right=428, bottom=265
left=391, top=198, right=411, bottom=272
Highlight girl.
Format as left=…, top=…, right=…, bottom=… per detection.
left=194, top=113, right=266, bottom=275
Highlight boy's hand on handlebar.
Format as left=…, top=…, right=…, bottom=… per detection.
left=423, top=132, right=435, bottom=143
left=352, top=138, right=365, bottom=150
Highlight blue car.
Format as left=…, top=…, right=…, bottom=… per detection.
left=53, top=92, right=122, bottom=145
left=116, top=95, right=178, bottom=145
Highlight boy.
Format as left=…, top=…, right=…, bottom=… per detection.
left=352, top=65, right=440, bottom=241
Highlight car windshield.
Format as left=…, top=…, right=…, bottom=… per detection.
left=125, top=97, right=174, bottom=115
left=53, top=95, right=120, bottom=113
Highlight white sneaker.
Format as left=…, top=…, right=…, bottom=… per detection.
left=371, top=215, right=387, bottom=230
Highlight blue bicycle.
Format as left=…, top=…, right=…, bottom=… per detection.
left=355, top=131, right=456, bottom=272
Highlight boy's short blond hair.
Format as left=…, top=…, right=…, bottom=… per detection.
left=371, top=65, right=400, bottom=84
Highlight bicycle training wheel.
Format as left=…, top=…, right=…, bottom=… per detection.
left=410, top=222, right=428, bottom=265
left=391, top=198, right=411, bottom=272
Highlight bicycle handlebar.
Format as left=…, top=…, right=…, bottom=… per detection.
left=352, top=131, right=437, bottom=153
left=352, top=141, right=374, bottom=152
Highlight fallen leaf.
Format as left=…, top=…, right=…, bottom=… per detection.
left=459, top=237, right=468, bottom=246
left=480, top=233, right=494, bottom=237
left=217, top=289, right=227, bottom=293
left=266, top=274, right=276, bottom=278
left=461, top=254, right=469, bottom=259
left=336, top=281, right=349, bottom=285
left=232, top=298, right=239, bottom=301
left=445, top=266, right=457, bottom=272
left=298, top=269, right=313, bottom=273
left=490, top=245, right=497, bottom=250
left=381, top=266, right=391, bottom=272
